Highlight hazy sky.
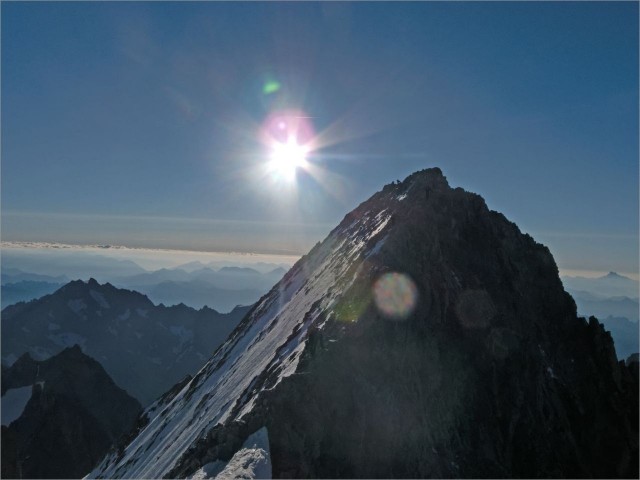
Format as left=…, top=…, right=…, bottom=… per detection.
left=2, top=2, right=638, bottom=274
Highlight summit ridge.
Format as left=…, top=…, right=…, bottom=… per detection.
left=91, top=168, right=638, bottom=479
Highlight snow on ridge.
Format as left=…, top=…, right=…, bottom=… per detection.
left=90, top=206, right=388, bottom=479
left=214, top=427, right=271, bottom=480
left=90, top=290, right=110, bottom=309
left=67, top=299, right=87, bottom=315
left=366, top=235, right=388, bottom=258
left=188, top=427, right=271, bottom=480
left=170, top=325, right=194, bottom=354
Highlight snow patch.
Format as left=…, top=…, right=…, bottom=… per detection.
left=211, top=427, right=271, bottom=480
left=170, top=326, right=194, bottom=353
left=2, top=386, right=33, bottom=426
left=366, top=235, right=387, bottom=258
left=90, top=290, right=110, bottom=309
left=189, top=461, right=226, bottom=480
left=136, top=308, right=149, bottom=318
left=48, top=322, right=61, bottom=331
left=369, top=214, right=391, bottom=238
left=68, top=299, right=87, bottom=315
left=118, top=309, right=131, bottom=321
left=397, top=193, right=407, bottom=201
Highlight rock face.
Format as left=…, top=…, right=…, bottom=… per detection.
left=90, top=168, right=638, bottom=479
left=1, top=346, right=141, bottom=478
left=1, top=280, right=250, bottom=405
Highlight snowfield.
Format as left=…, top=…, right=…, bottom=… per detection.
left=189, top=427, right=271, bottom=480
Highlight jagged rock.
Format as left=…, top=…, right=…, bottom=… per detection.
left=1, top=346, right=141, bottom=478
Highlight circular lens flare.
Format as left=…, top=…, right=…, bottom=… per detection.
left=373, top=272, right=418, bottom=320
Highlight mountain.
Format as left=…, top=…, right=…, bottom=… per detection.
left=113, top=268, right=193, bottom=286
left=567, top=289, right=639, bottom=322
left=562, top=272, right=639, bottom=299
left=1, top=253, right=148, bottom=282
left=562, top=275, right=639, bottom=361
left=1, top=346, right=141, bottom=478
left=1, top=265, right=286, bottom=313
left=217, top=266, right=262, bottom=275
left=108, top=266, right=286, bottom=312
left=174, top=261, right=293, bottom=275
left=138, top=280, right=264, bottom=312
left=1, top=268, right=69, bottom=285
left=90, top=168, right=638, bottom=479
left=1, top=279, right=250, bottom=405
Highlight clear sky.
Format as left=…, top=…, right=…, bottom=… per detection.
left=2, top=1, right=638, bottom=274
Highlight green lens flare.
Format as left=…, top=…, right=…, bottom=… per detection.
left=263, top=81, right=281, bottom=95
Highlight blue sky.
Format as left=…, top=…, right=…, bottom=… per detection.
left=2, top=1, right=638, bottom=274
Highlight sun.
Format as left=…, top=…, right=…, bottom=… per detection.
left=268, top=137, right=309, bottom=180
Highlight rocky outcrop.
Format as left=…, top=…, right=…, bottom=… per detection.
left=1, top=346, right=141, bottom=478
left=92, top=168, right=639, bottom=479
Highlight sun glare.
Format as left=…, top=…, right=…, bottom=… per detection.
left=269, top=137, right=308, bottom=180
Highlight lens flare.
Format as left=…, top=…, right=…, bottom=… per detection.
left=373, top=272, right=418, bottom=320
left=263, top=81, right=281, bottom=95
left=268, top=137, right=308, bottom=180
left=261, top=110, right=315, bottom=183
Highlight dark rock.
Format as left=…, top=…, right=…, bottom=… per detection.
left=96, top=168, right=640, bottom=479
left=1, top=281, right=250, bottom=405
left=1, top=347, right=141, bottom=478
left=250, top=169, right=638, bottom=478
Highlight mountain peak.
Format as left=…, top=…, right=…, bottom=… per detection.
left=91, top=168, right=638, bottom=479
left=2, top=278, right=248, bottom=406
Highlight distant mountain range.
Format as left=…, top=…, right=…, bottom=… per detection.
left=561, top=272, right=638, bottom=360
left=1, top=279, right=249, bottom=406
left=562, top=271, right=639, bottom=299
left=1, top=264, right=286, bottom=312
left=116, top=265, right=286, bottom=311
left=567, top=289, right=638, bottom=322
left=1, top=346, right=141, bottom=478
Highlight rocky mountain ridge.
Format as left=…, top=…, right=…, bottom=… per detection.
left=1, top=346, right=141, bottom=478
left=90, top=168, right=638, bottom=478
left=2, top=280, right=249, bottom=405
